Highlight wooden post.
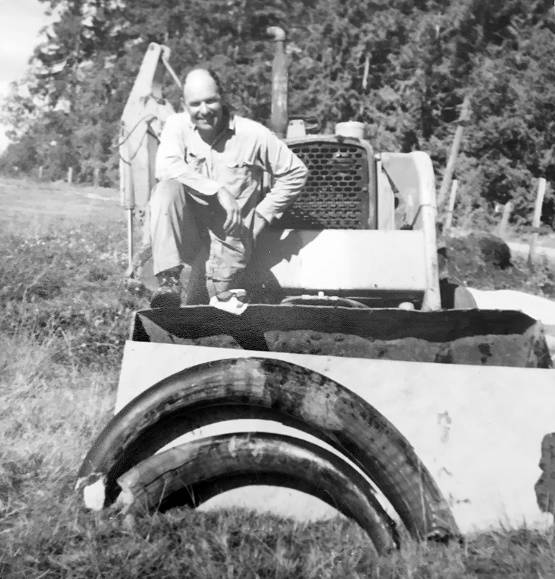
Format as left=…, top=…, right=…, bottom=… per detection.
left=93, top=166, right=100, bottom=187
left=528, top=177, right=547, bottom=267
left=38, top=166, right=44, bottom=180
left=127, top=208, right=134, bottom=274
left=496, top=201, right=513, bottom=238
left=437, top=95, right=471, bottom=211
left=67, top=167, right=73, bottom=184
left=362, top=54, right=370, bottom=90
left=443, top=179, right=458, bottom=233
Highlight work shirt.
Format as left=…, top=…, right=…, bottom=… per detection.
left=155, top=111, right=308, bottom=224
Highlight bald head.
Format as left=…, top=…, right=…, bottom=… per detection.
left=183, top=68, right=225, bottom=139
left=184, top=68, right=223, bottom=99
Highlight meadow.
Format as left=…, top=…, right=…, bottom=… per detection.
left=1, top=177, right=555, bottom=578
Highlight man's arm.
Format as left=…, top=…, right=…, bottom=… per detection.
left=155, top=114, right=220, bottom=197
left=254, top=128, right=308, bottom=224
left=155, top=114, right=241, bottom=234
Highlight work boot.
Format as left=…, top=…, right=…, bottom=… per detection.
left=125, top=244, right=153, bottom=299
left=150, top=266, right=183, bottom=309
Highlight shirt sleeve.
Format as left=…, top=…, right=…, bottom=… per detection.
left=254, top=128, right=308, bottom=223
left=155, top=114, right=220, bottom=197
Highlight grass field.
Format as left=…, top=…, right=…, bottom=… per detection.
left=1, top=177, right=555, bottom=577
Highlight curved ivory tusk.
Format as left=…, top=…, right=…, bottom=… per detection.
left=77, top=357, right=459, bottom=541
left=115, top=431, right=399, bottom=554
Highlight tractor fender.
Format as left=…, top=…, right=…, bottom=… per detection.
left=115, top=432, right=399, bottom=554
left=76, top=357, right=459, bottom=541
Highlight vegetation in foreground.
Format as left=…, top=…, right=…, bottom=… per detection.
left=1, top=189, right=555, bottom=577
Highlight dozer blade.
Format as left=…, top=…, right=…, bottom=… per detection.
left=130, top=305, right=552, bottom=368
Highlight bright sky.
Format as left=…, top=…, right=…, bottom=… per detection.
left=0, top=0, right=50, bottom=151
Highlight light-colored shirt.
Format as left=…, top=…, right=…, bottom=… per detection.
left=155, top=111, right=307, bottom=223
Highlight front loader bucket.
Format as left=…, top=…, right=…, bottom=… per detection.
left=130, top=305, right=552, bottom=368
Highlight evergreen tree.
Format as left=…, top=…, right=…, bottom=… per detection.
left=0, top=0, right=552, bottom=226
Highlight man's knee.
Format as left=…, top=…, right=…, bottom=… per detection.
left=150, top=180, right=184, bottom=210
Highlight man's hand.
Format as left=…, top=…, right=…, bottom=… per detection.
left=217, top=188, right=242, bottom=235
left=252, top=211, right=268, bottom=243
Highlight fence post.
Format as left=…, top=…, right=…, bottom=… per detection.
left=528, top=177, right=547, bottom=268
left=443, top=179, right=458, bottom=233
left=67, top=167, right=73, bottom=184
left=437, top=95, right=471, bottom=210
left=496, top=201, right=513, bottom=238
left=93, top=167, right=100, bottom=187
left=38, top=166, right=44, bottom=180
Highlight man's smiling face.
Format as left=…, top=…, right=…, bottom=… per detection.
left=183, top=69, right=224, bottom=139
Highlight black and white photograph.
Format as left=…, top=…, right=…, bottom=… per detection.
left=1, top=0, right=554, bottom=576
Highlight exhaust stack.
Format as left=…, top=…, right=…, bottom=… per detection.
left=267, top=26, right=288, bottom=138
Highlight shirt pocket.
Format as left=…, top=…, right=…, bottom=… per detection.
left=223, top=159, right=259, bottom=198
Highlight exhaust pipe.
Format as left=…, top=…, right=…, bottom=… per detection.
left=267, top=26, right=288, bottom=138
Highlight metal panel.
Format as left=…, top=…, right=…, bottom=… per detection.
left=257, top=229, right=427, bottom=292
left=116, top=342, right=555, bottom=533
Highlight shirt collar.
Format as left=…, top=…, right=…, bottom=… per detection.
left=226, top=110, right=236, bottom=131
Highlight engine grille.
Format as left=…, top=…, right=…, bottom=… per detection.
left=276, top=139, right=371, bottom=229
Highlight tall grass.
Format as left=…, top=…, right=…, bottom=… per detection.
left=1, top=185, right=555, bottom=577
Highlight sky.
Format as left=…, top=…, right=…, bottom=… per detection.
left=0, top=0, right=51, bottom=151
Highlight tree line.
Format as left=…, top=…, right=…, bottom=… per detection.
left=1, top=0, right=554, bottom=226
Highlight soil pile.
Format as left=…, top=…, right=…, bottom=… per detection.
left=441, top=233, right=555, bottom=299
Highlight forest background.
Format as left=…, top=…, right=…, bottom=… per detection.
left=0, top=0, right=553, bottom=228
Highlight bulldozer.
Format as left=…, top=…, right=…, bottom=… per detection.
left=77, top=32, right=555, bottom=553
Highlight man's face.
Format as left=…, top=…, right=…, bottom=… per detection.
left=183, top=73, right=224, bottom=137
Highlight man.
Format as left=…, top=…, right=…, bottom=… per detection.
left=149, top=68, right=308, bottom=308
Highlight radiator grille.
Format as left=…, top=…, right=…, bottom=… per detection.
left=276, top=140, right=371, bottom=229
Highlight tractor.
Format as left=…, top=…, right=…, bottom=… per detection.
left=77, top=32, right=554, bottom=554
